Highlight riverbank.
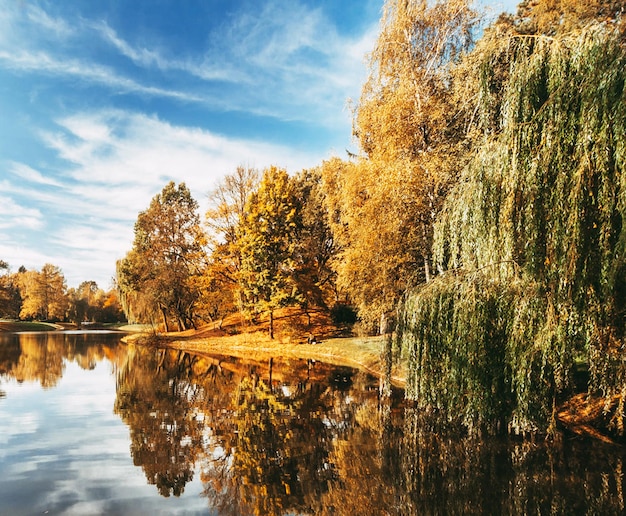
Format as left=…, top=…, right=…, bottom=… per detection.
left=123, top=326, right=408, bottom=388
left=0, top=320, right=65, bottom=332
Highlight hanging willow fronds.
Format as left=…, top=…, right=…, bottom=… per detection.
left=399, top=23, right=626, bottom=434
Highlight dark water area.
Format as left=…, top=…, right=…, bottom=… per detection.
left=1, top=332, right=625, bottom=515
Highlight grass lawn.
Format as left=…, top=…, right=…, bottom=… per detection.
left=0, top=320, right=63, bottom=332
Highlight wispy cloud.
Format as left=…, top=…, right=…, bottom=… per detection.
left=8, top=162, right=63, bottom=187
left=0, top=196, right=43, bottom=230
left=93, top=21, right=243, bottom=83
left=0, top=49, right=203, bottom=102
left=205, top=0, right=377, bottom=125
left=25, top=4, right=74, bottom=39
left=0, top=0, right=377, bottom=127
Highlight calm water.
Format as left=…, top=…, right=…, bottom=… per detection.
left=1, top=332, right=625, bottom=515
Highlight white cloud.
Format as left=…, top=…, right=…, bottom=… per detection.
left=46, top=110, right=321, bottom=191
left=0, top=241, right=52, bottom=273
left=26, top=4, right=74, bottom=39
left=0, top=49, right=203, bottom=102
left=208, top=0, right=376, bottom=126
left=9, top=162, right=62, bottom=187
left=0, top=195, right=44, bottom=230
left=94, top=21, right=244, bottom=83
left=2, top=109, right=324, bottom=287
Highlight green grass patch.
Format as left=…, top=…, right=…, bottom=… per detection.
left=0, top=320, right=62, bottom=332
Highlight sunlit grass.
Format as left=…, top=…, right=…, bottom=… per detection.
left=123, top=309, right=407, bottom=387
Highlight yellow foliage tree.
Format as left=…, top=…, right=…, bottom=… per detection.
left=237, top=166, right=301, bottom=338
left=325, top=0, right=480, bottom=330
left=18, top=264, right=68, bottom=321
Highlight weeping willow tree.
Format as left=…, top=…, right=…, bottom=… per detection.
left=398, top=23, right=626, bottom=434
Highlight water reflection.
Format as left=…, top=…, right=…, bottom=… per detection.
left=400, top=407, right=626, bottom=515
left=1, top=332, right=626, bottom=515
left=0, top=331, right=126, bottom=387
left=115, top=348, right=204, bottom=498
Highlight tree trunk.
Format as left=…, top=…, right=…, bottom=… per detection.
left=379, top=312, right=393, bottom=398
left=160, top=306, right=169, bottom=332
left=269, top=310, right=274, bottom=339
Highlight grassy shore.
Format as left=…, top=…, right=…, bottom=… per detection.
left=122, top=312, right=407, bottom=387
left=0, top=320, right=64, bottom=332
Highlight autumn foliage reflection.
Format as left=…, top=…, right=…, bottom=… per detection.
left=0, top=332, right=125, bottom=388
left=4, top=333, right=626, bottom=514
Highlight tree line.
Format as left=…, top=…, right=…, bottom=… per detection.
left=0, top=260, right=124, bottom=324
left=116, top=168, right=338, bottom=337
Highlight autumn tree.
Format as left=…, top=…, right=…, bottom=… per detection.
left=355, top=0, right=480, bottom=162
left=514, top=0, right=626, bottom=36
left=99, top=288, right=126, bottom=323
left=0, top=261, right=21, bottom=318
left=67, top=281, right=125, bottom=324
left=291, top=168, right=337, bottom=316
left=18, top=264, right=68, bottom=321
left=67, top=281, right=98, bottom=323
left=326, top=0, right=480, bottom=332
left=117, top=182, right=205, bottom=331
left=321, top=158, right=426, bottom=331
left=237, top=166, right=301, bottom=338
left=202, top=165, right=260, bottom=322
left=206, top=165, right=260, bottom=251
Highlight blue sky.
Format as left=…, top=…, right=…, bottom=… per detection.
left=0, top=0, right=517, bottom=290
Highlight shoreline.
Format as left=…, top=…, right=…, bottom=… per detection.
left=122, top=330, right=408, bottom=388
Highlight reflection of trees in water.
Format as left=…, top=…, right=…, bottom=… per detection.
left=0, top=332, right=124, bottom=388
left=115, top=347, right=388, bottom=514
left=400, top=407, right=626, bottom=515
left=202, top=368, right=339, bottom=515
left=112, top=347, right=626, bottom=515
left=312, top=397, right=404, bottom=516
left=15, top=334, right=66, bottom=387
left=0, top=336, right=20, bottom=376
left=115, top=348, right=205, bottom=497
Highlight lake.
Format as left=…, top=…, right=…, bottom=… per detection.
left=1, top=331, right=625, bottom=515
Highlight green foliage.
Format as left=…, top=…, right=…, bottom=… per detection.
left=398, top=269, right=577, bottom=433
left=399, top=23, right=626, bottom=433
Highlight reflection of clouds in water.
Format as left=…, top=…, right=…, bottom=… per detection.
left=1, top=335, right=210, bottom=514
left=0, top=410, right=39, bottom=447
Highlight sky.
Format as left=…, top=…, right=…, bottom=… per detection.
left=0, top=0, right=518, bottom=290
